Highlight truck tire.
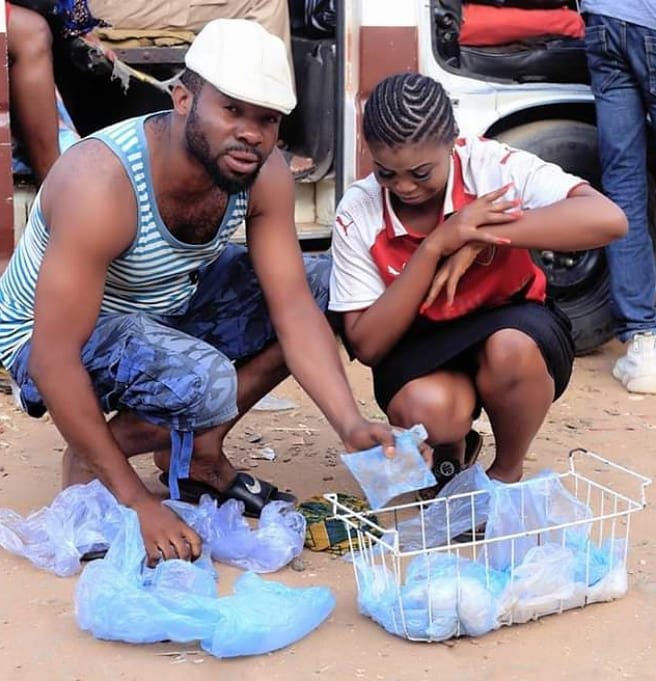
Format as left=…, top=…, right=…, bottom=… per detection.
left=495, top=120, right=614, bottom=355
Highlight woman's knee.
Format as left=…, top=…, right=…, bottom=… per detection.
left=387, top=374, right=475, bottom=442
left=478, top=329, right=549, bottom=393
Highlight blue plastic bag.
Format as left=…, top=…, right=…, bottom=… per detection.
left=75, top=506, right=222, bottom=644
left=341, top=425, right=435, bottom=509
left=393, top=464, right=493, bottom=551
left=0, top=480, right=304, bottom=575
left=75, top=508, right=336, bottom=657
left=0, top=479, right=123, bottom=576
left=567, top=533, right=624, bottom=587
left=204, top=572, right=336, bottom=658
left=167, top=495, right=305, bottom=573
left=353, top=559, right=403, bottom=635
left=355, top=552, right=505, bottom=640
left=402, top=553, right=506, bottom=639
left=482, top=471, right=592, bottom=571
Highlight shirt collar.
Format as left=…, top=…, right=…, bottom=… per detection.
left=442, top=153, right=456, bottom=216
left=382, top=187, right=408, bottom=239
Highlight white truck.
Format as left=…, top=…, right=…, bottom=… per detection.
left=1, top=0, right=654, bottom=352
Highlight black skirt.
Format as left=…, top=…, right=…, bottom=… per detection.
left=372, top=300, right=575, bottom=412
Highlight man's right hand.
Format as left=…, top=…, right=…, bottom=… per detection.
left=132, top=494, right=202, bottom=567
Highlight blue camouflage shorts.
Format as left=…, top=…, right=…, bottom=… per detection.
left=10, top=244, right=332, bottom=434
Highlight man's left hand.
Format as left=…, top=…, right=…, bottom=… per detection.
left=341, top=418, right=396, bottom=458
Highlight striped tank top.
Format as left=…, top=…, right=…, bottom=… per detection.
left=0, top=113, right=249, bottom=369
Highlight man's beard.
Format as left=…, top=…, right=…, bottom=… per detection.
left=184, top=102, right=264, bottom=194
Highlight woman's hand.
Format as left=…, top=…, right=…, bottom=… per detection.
left=426, top=184, right=520, bottom=257
left=421, top=243, right=486, bottom=312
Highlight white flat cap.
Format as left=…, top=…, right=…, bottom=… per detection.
left=185, top=18, right=297, bottom=115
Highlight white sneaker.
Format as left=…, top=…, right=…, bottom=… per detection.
left=612, top=332, right=656, bottom=394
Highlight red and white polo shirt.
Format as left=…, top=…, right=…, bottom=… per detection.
left=329, top=136, right=587, bottom=322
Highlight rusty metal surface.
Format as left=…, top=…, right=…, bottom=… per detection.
left=0, top=3, right=13, bottom=266
left=113, top=46, right=187, bottom=64
left=356, top=25, right=418, bottom=179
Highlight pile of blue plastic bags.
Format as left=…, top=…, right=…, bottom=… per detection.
left=0, top=480, right=335, bottom=658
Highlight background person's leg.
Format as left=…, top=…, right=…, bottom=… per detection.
left=585, top=15, right=656, bottom=392
left=7, top=5, right=60, bottom=183
left=611, top=20, right=656, bottom=393
left=586, top=15, right=656, bottom=341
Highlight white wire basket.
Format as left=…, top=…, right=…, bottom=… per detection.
left=326, top=449, right=651, bottom=642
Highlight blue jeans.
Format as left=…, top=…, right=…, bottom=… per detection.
left=584, top=13, right=656, bottom=341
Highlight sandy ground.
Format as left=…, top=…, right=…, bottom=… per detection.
left=0, top=340, right=654, bottom=681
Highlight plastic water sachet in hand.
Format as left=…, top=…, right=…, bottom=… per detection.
left=341, top=425, right=435, bottom=509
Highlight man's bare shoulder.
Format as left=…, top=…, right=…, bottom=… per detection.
left=247, top=147, right=294, bottom=218
left=42, top=138, right=132, bottom=204
left=40, top=138, right=138, bottom=257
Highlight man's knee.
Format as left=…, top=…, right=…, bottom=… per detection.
left=92, top=314, right=239, bottom=429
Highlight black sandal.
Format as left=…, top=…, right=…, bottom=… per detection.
left=159, top=472, right=297, bottom=519
left=417, top=429, right=483, bottom=501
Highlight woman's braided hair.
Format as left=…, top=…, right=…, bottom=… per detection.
left=363, top=72, right=459, bottom=147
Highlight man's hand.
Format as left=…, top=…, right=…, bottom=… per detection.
left=341, top=418, right=396, bottom=458
left=132, top=494, right=202, bottom=567
left=426, top=184, right=520, bottom=257
left=422, top=243, right=486, bottom=311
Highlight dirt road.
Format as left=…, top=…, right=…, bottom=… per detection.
left=0, top=340, right=654, bottom=681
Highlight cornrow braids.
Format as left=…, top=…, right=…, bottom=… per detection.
left=179, top=68, right=205, bottom=96
left=363, top=72, right=459, bottom=147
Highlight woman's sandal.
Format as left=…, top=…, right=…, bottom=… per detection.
left=417, top=429, right=484, bottom=502
left=452, top=524, right=487, bottom=543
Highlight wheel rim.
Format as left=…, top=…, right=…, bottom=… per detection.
left=532, top=247, right=605, bottom=298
